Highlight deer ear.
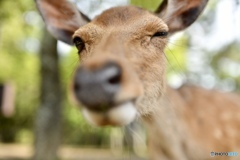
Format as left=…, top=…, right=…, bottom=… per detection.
left=35, top=0, right=90, bottom=45
left=156, top=0, right=208, bottom=34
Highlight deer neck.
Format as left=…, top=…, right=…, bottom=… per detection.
left=142, top=86, right=190, bottom=160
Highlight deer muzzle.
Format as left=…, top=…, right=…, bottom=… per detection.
left=73, top=61, right=137, bottom=126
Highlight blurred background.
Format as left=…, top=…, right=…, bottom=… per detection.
left=0, top=0, right=239, bottom=160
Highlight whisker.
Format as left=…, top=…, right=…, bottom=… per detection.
left=166, top=39, right=186, bottom=48
left=165, top=46, right=186, bottom=78
left=162, top=49, right=183, bottom=78
left=62, top=57, right=79, bottom=84
left=121, top=127, right=132, bottom=160
left=128, top=124, right=145, bottom=146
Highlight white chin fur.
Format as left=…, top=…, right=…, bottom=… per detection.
left=82, top=102, right=137, bottom=126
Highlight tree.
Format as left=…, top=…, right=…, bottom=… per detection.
left=33, top=28, right=62, bottom=160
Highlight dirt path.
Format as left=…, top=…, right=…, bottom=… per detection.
left=0, top=144, right=147, bottom=160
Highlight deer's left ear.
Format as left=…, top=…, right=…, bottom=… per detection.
left=156, top=0, right=208, bottom=34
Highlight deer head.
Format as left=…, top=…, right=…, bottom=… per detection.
left=36, top=0, right=208, bottom=126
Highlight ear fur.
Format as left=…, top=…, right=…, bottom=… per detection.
left=156, top=0, right=208, bottom=33
left=35, top=0, right=90, bottom=44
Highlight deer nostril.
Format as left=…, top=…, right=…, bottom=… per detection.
left=74, top=82, right=81, bottom=92
left=103, top=62, right=121, bottom=86
left=108, top=72, right=121, bottom=85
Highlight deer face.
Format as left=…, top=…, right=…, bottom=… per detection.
left=36, top=0, right=208, bottom=126
left=72, top=7, right=169, bottom=126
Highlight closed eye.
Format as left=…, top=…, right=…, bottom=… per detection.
left=152, top=31, right=168, bottom=37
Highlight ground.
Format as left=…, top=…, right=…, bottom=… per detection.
left=0, top=144, right=146, bottom=160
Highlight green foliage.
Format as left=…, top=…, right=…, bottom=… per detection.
left=0, top=0, right=40, bottom=143
left=0, top=0, right=35, bottom=21
left=211, top=41, right=240, bottom=90
left=130, top=0, right=163, bottom=11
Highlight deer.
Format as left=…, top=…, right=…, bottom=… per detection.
left=35, top=0, right=240, bottom=159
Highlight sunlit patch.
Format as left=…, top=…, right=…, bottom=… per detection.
left=82, top=102, right=137, bottom=126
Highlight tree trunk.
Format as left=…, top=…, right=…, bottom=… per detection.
left=33, top=28, right=62, bottom=160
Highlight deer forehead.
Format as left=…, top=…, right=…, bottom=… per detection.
left=73, top=6, right=168, bottom=43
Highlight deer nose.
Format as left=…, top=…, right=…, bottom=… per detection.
left=74, top=62, right=121, bottom=112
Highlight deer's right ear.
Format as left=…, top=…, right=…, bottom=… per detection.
left=156, top=0, right=208, bottom=34
left=35, top=0, right=90, bottom=45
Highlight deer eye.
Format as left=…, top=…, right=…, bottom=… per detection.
left=153, top=31, right=168, bottom=37
left=73, top=37, right=85, bottom=52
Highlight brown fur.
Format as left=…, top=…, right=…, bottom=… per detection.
left=73, top=6, right=168, bottom=115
